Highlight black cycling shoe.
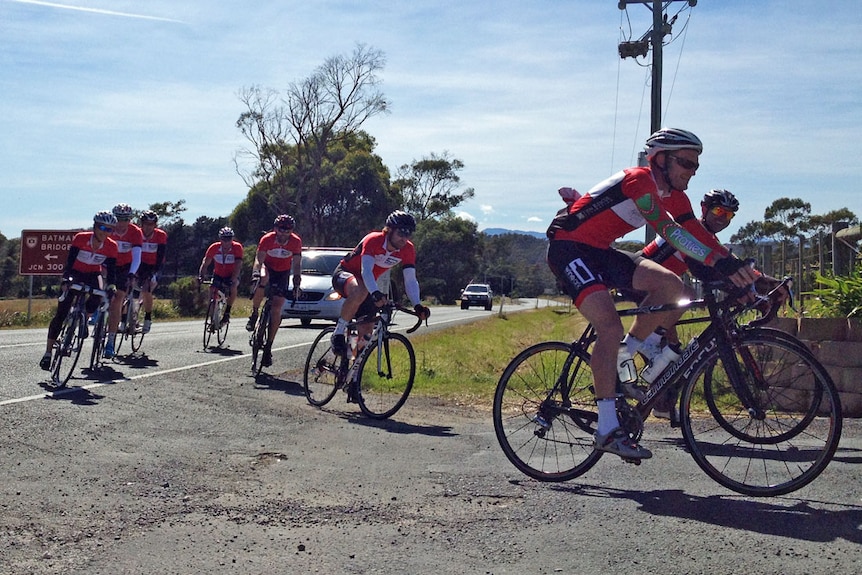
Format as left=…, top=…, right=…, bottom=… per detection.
left=245, top=311, right=258, bottom=332
left=330, top=333, right=347, bottom=355
left=261, top=347, right=273, bottom=368
left=39, top=354, right=51, bottom=371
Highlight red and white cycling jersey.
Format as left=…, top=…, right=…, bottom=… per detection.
left=340, top=231, right=416, bottom=279
left=547, top=166, right=727, bottom=266
left=141, top=227, right=168, bottom=266
left=68, top=231, right=119, bottom=274
left=111, top=223, right=144, bottom=267
left=641, top=237, right=689, bottom=276
left=256, top=231, right=302, bottom=272
left=205, top=240, right=244, bottom=277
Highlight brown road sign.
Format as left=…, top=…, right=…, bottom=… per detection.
left=19, top=229, right=79, bottom=276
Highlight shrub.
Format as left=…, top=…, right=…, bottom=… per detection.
left=804, top=268, right=862, bottom=318
left=169, top=276, right=208, bottom=317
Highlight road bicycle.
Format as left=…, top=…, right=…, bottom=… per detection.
left=492, top=279, right=842, bottom=497
left=303, top=302, right=425, bottom=419
left=201, top=279, right=229, bottom=349
left=48, top=283, right=109, bottom=388
left=114, top=279, right=144, bottom=355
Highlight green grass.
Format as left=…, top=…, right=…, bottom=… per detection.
left=408, top=305, right=591, bottom=407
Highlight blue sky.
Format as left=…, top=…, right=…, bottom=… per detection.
left=2, top=0, right=860, bottom=243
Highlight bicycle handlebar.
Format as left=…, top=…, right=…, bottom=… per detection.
left=66, top=283, right=109, bottom=299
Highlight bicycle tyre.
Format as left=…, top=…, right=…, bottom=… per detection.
left=89, top=313, right=106, bottom=370
left=250, top=303, right=270, bottom=375
left=51, top=310, right=86, bottom=388
left=129, top=297, right=144, bottom=352
left=702, top=328, right=823, bottom=444
left=203, top=298, right=216, bottom=349
left=303, top=326, right=342, bottom=407
left=215, top=298, right=229, bottom=346
left=492, top=341, right=603, bottom=482
left=680, top=330, right=842, bottom=497
left=356, top=332, right=415, bottom=420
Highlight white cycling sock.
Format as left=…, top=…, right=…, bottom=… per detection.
left=622, top=333, right=642, bottom=356
left=597, top=399, right=619, bottom=436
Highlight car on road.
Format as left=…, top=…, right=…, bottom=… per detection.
left=281, top=247, right=352, bottom=326
left=460, top=283, right=493, bottom=310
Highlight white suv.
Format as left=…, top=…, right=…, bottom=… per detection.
left=281, top=247, right=352, bottom=326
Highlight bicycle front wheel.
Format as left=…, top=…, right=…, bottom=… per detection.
left=51, top=311, right=86, bottom=388
left=203, top=298, right=216, bottom=349
left=250, top=305, right=270, bottom=375
left=356, top=333, right=415, bottom=419
left=89, top=315, right=106, bottom=370
left=303, top=327, right=342, bottom=407
left=680, top=330, right=842, bottom=497
left=492, top=341, right=603, bottom=482
left=215, top=299, right=229, bottom=346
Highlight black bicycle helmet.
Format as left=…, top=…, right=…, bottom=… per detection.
left=273, top=214, right=295, bottom=230
left=385, top=210, right=416, bottom=232
left=112, top=203, right=134, bottom=219
left=219, top=226, right=235, bottom=239
left=702, top=189, right=739, bottom=212
left=93, top=211, right=118, bottom=227
left=139, top=210, right=158, bottom=223
left=644, top=128, right=703, bottom=160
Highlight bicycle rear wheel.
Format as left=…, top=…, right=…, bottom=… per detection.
left=303, top=327, right=342, bottom=407
left=356, top=333, right=415, bottom=419
left=680, top=330, right=842, bottom=497
left=51, top=311, right=86, bottom=388
left=492, top=341, right=603, bottom=482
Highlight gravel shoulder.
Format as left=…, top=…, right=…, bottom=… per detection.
left=2, top=358, right=862, bottom=575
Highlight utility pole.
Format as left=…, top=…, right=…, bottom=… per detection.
left=618, top=0, right=697, bottom=243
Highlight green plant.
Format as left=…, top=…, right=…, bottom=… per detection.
left=803, top=270, right=862, bottom=318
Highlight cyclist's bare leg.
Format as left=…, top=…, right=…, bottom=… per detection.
left=576, top=289, right=624, bottom=402
left=267, top=295, right=285, bottom=346
left=578, top=289, right=652, bottom=459
left=628, top=260, right=686, bottom=340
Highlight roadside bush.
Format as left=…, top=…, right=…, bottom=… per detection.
left=804, top=267, right=862, bottom=318
left=169, top=277, right=207, bottom=317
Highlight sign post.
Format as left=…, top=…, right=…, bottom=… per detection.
left=19, top=229, right=78, bottom=276
left=19, top=229, right=78, bottom=322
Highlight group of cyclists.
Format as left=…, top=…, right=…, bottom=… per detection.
left=39, top=204, right=167, bottom=370
left=38, top=127, right=781, bottom=466
left=196, top=211, right=431, bottom=369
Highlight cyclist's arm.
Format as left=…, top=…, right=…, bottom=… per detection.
left=155, top=243, right=166, bottom=271
left=130, top=246, right=142, bottom=276
left=198, top=255, right=212, bottom=279
left=104, top=256, right=118, bottom=289
left=63, top=246, right=80, bottom=278
left=360, top=254, right=380, bottom=295
left=402, top=266, right=421, bottom=307
left=291, top=252, right=302, bottom=289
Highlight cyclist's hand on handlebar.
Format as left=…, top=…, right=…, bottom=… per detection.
left=414, top=304, right=430, bottom=320
left=714, top=255, right=759, bottom=289
left=371, top=290, right=388, bottom=307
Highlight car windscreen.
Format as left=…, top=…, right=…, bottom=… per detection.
left=302, top=253, right=344, bottom=275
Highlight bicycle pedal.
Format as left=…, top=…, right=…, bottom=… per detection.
left=621, top=457, right=642, bottom=466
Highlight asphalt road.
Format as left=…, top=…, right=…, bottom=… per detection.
left=1, top=301, right=861, bottom=575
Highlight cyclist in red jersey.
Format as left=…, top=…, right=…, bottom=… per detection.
left=137, top=210, right=168, bottom=334
left=104, top=203, right=144, bottom=358
left=246, top=214, right=302, bottom=368
left=633, top=189, right=740, bottom=420
left=199, top=227, right=244, bottom=326
left=39, top=211, right=120, bottom=370
left=546, top=128, right=758, bottom=460
left=330, top=210, right=431, bottom=356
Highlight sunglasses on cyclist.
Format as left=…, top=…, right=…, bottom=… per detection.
left=669, top=155, right=699, bottom=171
left=709, top=206, right=736, bottom=220
left=395, top=227, right=413, bottom=238
left=95, top=224, right=114, bottom=233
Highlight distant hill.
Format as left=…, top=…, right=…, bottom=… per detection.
left=481, top=228, right=546, bottom=240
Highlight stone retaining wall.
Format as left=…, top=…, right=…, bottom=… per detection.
left=766, top=317, right=862, bottom=417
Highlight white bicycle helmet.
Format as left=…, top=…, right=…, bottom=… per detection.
left=644, top=128, right=703, bottom=159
